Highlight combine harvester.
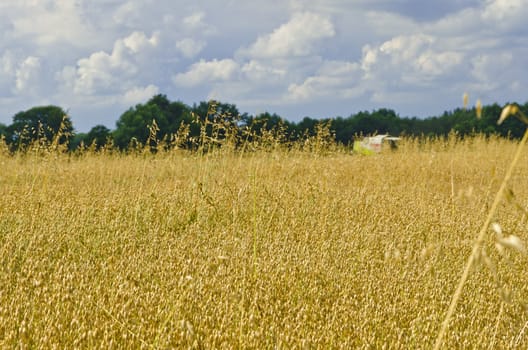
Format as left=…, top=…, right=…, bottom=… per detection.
left=353, top=134, right=401, bottom=155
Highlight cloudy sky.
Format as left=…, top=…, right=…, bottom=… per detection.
left=1, top=0, right=527, bottom=131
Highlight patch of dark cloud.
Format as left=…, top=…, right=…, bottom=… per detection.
left=381, top=0, right=481, bottom=22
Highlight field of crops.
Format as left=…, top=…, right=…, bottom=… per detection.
left=1, top=135, right=528, bottom=348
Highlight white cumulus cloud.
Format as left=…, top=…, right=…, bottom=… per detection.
left=113, top=2, right=142, bottom=26
left=184, top=12, right=206, bottom=28
left=243, top=12, right=335, bottom=58
left=173, top=59, right=240, bottom=87
left=482, top=0, right=527, bottom=27
left=10, top=0, right=93, bottom=47
left=61, top=31, right=159, bottom=95
left=182, top=11, right=216, bottom=35
left=241, top=60, right=287, bottom=83
left=15, top=56, right=41, bottom=94
left=379, top=34, right=435, bottom=63
left=287, top=61, right=363, bottom=101
left=176, top=38, right=206, bottom=58
left=361, top=33, right=464, bottom=85
left=123, top=31, right=160, bottom=54
left=123, top=84, right=160, bottom=105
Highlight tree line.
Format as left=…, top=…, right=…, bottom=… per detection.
left=0, top=94, right=527, bottom=152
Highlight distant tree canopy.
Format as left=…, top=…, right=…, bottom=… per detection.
left=4, top=106, right=73, bottom=150
left=86, top=125, right=112, bottom=148
left=68, top=124, right=114, bottom=151
left=112, top=96, right=251, bottom=149
left=113, top=94, right=193, bottom=149
left=244, top=112, right=295, bottom=133
left=2, top=97, right=528, bottom=153
left=191, top=101, right=240, bottom=122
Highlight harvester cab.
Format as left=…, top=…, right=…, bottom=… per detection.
left=353, top=134, right=401, bottom=155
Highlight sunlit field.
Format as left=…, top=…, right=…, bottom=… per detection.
left=1, top=134, right=528, bottom=348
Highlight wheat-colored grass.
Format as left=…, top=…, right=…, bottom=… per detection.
left=1, top=135, right=528, bottom=348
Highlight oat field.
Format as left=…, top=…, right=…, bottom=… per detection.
left=1, top=135, right=528, bottom=348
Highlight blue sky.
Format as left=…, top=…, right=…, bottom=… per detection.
left=1, top=0, right=527, bottom=131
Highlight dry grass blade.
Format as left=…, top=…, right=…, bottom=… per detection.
left=512, top=320, right=528, bottom=347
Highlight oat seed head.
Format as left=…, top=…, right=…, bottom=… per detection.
left=463, top=92, right=469, bottom=109
left=491, top=222, right=502, bottom=237
left=476, top=99, right=482, bottom=119
left=498, top=104, right=519, bottom=125
left=497, top=235, right=526, bottom=255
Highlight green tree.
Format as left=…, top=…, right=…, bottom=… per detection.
left=451, top=108, right=477, bottom=136
left=295, top=116, right=320, bottom=137
left=245, top=112, right=294, bottom=135
left=240, top=112, right=295, bottom=146
left=150, top=95, right=193, bottom=134
left=187, top=101, right=244, bottom=150
left=5, top=106, right=73, bottom=150
left=113, top=103, right=162, bottom=149
left=70, top=133, right=87, bottom=151
left=86, top=125, right=112, bottom=149
left=191, top=101, right=239, bottom=121
left=331, top=116, right=355, bottom=144
left=113, top=94, right=192, bottom=149
left=348, top=109, right=401, bottom=136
